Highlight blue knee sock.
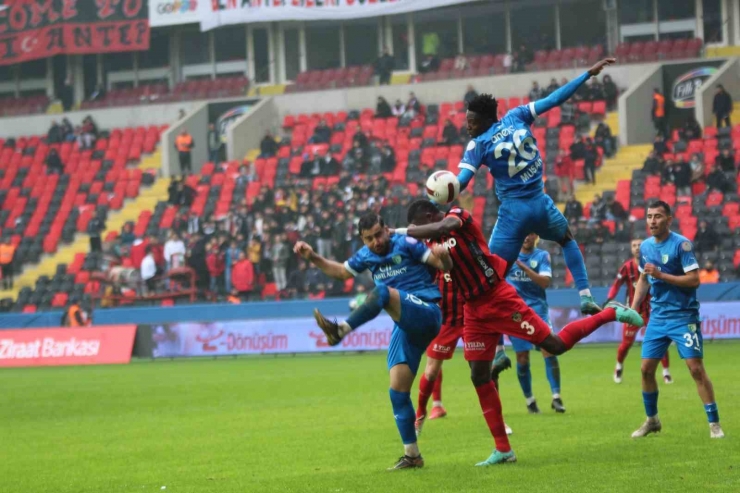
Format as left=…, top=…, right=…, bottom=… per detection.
left=643, top=391, right=659, bottom=418
left=704, top=402, right=719, bottom=423
left=346, top=285, right=389, bottom=330
left=544, top=356, right=561, bottom=395
left=389, top=388, right=417, bottom=445
left=516, top=361, right=533, bottom=399
left=562, top=239, right=590, bottom=293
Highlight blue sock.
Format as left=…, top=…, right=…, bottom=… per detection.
left=389, top=388, right=417, bottom=445
left=643, top=391, right=659, bottom=418
left=544, top=356, right=561, bottom=395
left=346, top=285, right=389, bottom=330
left=562, top=239, right=590, bottom=293
left=704, top=402, right=719, bottom=423
left=516, top=361, right=533, bottom=399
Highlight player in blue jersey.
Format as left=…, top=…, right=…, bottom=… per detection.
left=456, top=58, right=615, bottom=316
left=294, top=212, right=453, bottom=469
left=629, top=201, right=724, bottom=439
left=505, top=234, right=565, bottom=414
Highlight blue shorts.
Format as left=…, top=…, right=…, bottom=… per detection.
left=642, top=319, right=703, bottom=360
left=387, top=291, right=442, bottom=375
left=489, top=194, right=569, bottom=265
left=510, top=313, right=552, bottom=353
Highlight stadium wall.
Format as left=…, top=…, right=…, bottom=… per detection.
left=618, top=65, right=663, bottom=146
left=696, top=57, right=740, bottom=128
left=226, top=97, right=278, bottom=161
left=161, top=103, right=210, bottom=177
left=2, top=283, right=739, bottom=330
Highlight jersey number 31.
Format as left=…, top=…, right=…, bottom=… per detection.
left=494, top=129, right=537, bottom=177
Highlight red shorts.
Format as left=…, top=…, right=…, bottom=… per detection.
left=463, top=281, right=552, bottom=361
left=426, top=324, right=464, bottom=360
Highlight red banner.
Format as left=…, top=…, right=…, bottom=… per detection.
left=0, top=0, right=150, bottom=65
left=0, top=325, right=136, bottom=367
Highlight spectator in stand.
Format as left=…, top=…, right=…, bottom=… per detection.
left=706, top=164, right=733, bottom=193
left=587, top=77, right=606, bottom=101
left=391, top=99, right=406, bottom=117
left=317, top=210, right=334, bottom=259
left=689, top=153, right=704, bottom=183
left=175, top=129, right=194, bottom=175
left=652, top=88, right=667, bottom=137
left=231, top=251, right=255, bottom=300
left=564, top=195, right=583, bottom=223
left=712, top=84, right=733, bottom=128
left=164, top=231, right=186, bottom=271
left=695, top=220, right=719, bottom=254
left=454, top=52, right=469, bottom=71
left=589, top=194, right=607, bottom=225
left=380, top=143, right=396, bottom=173
left=352, top=128, right=369, bottom=150
left=224, top=239, right=240, bottom=292
left=594, top=122, right=615, bottom=157
left=583, top=138, right=598, bottom=185
left=614, top=221, right=632, bottom=243
left=309, top=119, right=331, bottom=144
left=206, top=240, right=225, bottom=294
left=673, top=156, right=692, bottom=196
left=321, top=150, right=340, bottom=177
left=404, top=92, right=421, bottom=119
left=560, top=99, right=576, bottom=125
left=236, top=165, right=252, bottom=187
left=544, top=78, right=560, bottom=97
left=120, top=223, right=136, bottom=246
left=260, top=132, right=279, bottom=158
left=374, top=48, right=395, bottom=86
left=286, top=261, right=308, bottom=298
left=87, top=215, right=105, bottom=253
left=441, top=119, right=459, bottom=146
left=717, top=148, right=736, bottom=172
left=653, top=133, right=668, bottom=156
left=680, top=116, right=702, bottom=141
left=419, top=54, right=440, bottom=74
left=0, top=237, right=15, bottom=290
left=643, top=150, right=662, bottom=175
left=45, top=148, right=64, bottom=174
left=47, top=121, right=63, bottom=144
left=60, top=77, right=74, bottom=112
left=300, top=151, right=322, bottom=178
left=248, top=237, right=262, bottom=272
left=606, top=196, right=628, bottom=222
left=502, top=52, right=513, bottom=72
left=141, top=245, right=157, bottom=294
left=376, top=96, right=392, bottom=118
left=61, top=118, right=74, bottom=141
left=76, top=125, right=93, bottom=150
left=699, top=260, right=720, bottom=284
left=603, top=75, right=618, bottom=111
left=528, top=81, right=542, bottom=101
left=515, top=44, right=533, bottom=71
left=554, top=148, right=574, bottom=198
left=207, top=123, right=221, bottom=165
left=463, top=84, right=478, bottom=108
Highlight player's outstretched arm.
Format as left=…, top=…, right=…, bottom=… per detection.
left=515, top=260, right=551, bottom=289
left=427, top=244, right=453, bottom=272
left=630, top=273, right=650, bottom=312
left=533, top=58, right=616, bottom=116
left=604, top=271, right=626, bottom=304
left=643, top=263, right=700, bottom=289
left=294, top=241, right=353, bottom=281
left=456, top=168, right=475, bottom=192
left=399, top=216, right=463, bottom=240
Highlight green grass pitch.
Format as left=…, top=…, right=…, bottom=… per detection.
left=2, top=342, right=739, bottom=492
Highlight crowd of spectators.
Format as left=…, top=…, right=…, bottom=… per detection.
left=44, top=115, right=101, bottom=174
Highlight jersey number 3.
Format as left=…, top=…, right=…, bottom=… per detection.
left=494, top=129, right=537, bottom=177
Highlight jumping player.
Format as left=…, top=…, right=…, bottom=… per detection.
left=404, top=199, right=644, bottom=465
left=605, top=238, right=672, bottom=384
left=294, top=212, right=453, bottom=470
left=505, top=233, right=565, bottom=414
left=456, top=57, right=616, bottom=316
left=629, top=201, right=724, bottom=439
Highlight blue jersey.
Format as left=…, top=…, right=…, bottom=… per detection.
left=459, top=103, right=545, bottom=201
left=344, top=234, right=441, bottom=302
left=638, top=232, right=700, bottom=323
left=506, top=248, right=552, bottom=320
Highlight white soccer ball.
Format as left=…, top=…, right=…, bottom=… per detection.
left=426, top=170, right=460, bottom=205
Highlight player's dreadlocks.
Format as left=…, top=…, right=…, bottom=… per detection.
left=467, top=93, right=499, bottom=123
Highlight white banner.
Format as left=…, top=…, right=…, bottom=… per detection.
left=148, top=301, right=740, bottom=358
left=150, top=0, right=201, bottom=27
left=199, top=0, right=478, bottom=32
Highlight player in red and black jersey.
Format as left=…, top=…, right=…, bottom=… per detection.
left=405, top=199, right=644, bottom=466
left=605, top=238, right=672, bottom=384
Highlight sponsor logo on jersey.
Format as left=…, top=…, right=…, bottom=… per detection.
left=465, top=341, right=486, bottom=350
left=512, top=312, right=522, bottom=323
left=490, top=125, right=516, bottom=144
left=433, top=344, right=452, bottom=353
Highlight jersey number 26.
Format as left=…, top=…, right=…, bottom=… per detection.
left=494, top=129, right=537, bottom=177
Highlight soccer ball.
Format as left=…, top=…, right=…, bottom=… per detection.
left=426, top=171, right=460, bottom=205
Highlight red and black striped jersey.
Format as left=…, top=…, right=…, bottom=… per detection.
left=438, top=270, right=465, bottom=326
left=607, top=258, right=651, bottom=316
left=430, top=207, right=508, bottom=302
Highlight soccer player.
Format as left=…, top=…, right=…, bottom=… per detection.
left=630, top=201, right=724, bottom=439
left=294, top=212, right=453, bottom=470
left=456, top=58, right=616, bottom=315
left=405, top=199, right=644, bottom=465
left=605, top=238, right=672, bottom=384
left=505, top=233, right=565, bottom=414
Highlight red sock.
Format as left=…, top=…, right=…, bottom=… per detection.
left=417, top=374, right=434, bottom=419
left=432, top=369, right=443, bottom=403
left=616, top=341, right=631, bottom=364
left=559, top=308, right=616, bottom=351
left=474, top=381, right=511, bottom=453
left=661, top=352, right=670, bottom=369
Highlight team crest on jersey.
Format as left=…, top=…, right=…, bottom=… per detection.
left=681, top=241, right=692, bottom=252
left=512, top=312, right=522, bottom=323
left=661, top=254, right=669, bottom=264
left=688, top=323, right=697, bottom=333
left=392, top=255, right=402, bottom=265
left=530, top=260, right=538, bottom=268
